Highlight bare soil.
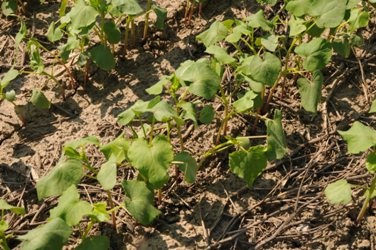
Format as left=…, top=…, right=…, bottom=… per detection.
left=1, top=1, right=376, bottom=249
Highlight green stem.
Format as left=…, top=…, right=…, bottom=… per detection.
left=357, top=174, right=376, bottom=223
left=0, top=234, right=10, bottom=250
left=106, top=190, right=117, bottom=232
left=82, top=220, right=94, bottom=240
left=143, top=0, right=152, bottom=40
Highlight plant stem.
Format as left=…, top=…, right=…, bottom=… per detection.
left=82, top=220, right=94, bottom=240
left=356, top=174, right=376, bottom=223
left=143, top=0, right=152, bottom=41
left=106, top=190, right=117, bottom=232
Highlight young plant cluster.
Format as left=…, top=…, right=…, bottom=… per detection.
left=1, top=0, right=375, bottom=248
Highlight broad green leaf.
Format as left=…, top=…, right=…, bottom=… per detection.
left=229, top=146, right=267, bottom=187
left=103, top=20, right=121, bottom=44
left=288, top=15, right=306, bottom=37
left=89, top=44, right=115, bottom=71
left=64, top=136, right=100, bottom=151
left=1, top=0, right=17, bottom=16
left=233, top=90, right=257, bottom=113
left=332, top=39, right=351, bottom=58
left=205, top=45, right=235, bottom=65
left=260, top=34, right=279, bottom=52
left=366, top=152, right=376, bottom=173
left=59, top=36, right=80, bottom=61
left=76, top=236, right=110, bottom=250
left=5, top=90, right=16, bottom=102
left=297, top=70, right=323, bottom=113
left=266, top=110, right=287, bottom=160
left=49, top=185, right=92, bottom=226
left=179, top=102, right=197, bottom=126
left=122, top=180, right=161, bottom=225
left=128, top=136, right=173, bottom=189
left=97, top=159, right=117, bottom=190
left=151, top=100, right=177, bottom=122
left=146, top=77, right=170, bottom=95
left=46, top=22, right=63, bottom=42
left=30, top=89, right=51, bottom=109
left=111, top=0, right=143, bottom=16
left=370, top=99, right=376, bottom=113
left=0, top=68, right=19, bottom=89
left=18, top=218, right=72, bottom=250
left=295, top=38, right=332, bottom=71
left=225, top=21, right=250, bottom=44
left=348, top=9, right=369, bottom=31
left=117, top=97, right=160, bottom=125
left=100, top=134, right=129, bottom=164
left=196, top=21, right=229, bottom=48
left=199, top=105, right=215, bottom=124
left=67, top=0, right=98, bottom=30
left=338, top=122, right=376, bottom=154
left=90, top=202, right=110, bottom=222
left=36, top=158, right=83, bottom=200
left=152, top=5, right=167, bottom=30
left=0, top=220, right=8, bottom=232
left=286, top=0, right=347, bottom=28
left=176, top=59, right=220, bottom=100
left=238, top=53, right=281, bottom=86
left=324, top=179, right=352, bottom=205
left=28, top=42, right=44, bottom=73
left=174, top=152, right=198, bottom=184
left=15, top=21, right=27, bottom=46
left=0, top=199, right=25, bottom=215
left=247, top=10, right=273, bottom=31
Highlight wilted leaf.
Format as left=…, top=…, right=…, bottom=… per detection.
left=266, top=110, right=287, bottom=160
left=47, top=22, right=63, bottom=42
left=30, top=89, right=51, bottom=109
left=338, top=122, right=376, bottom=154
left=324, top=179, right=352, bottom=205
left=0, top=68, right=19, bottom=89
left=122, top=180, right=161, bottom=225
left=174, top=152, right=198, bottom=183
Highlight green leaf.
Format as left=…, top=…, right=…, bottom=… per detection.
left=0, top=220, right=8, bottom=232
left=238, top=53, right=281, bottom=86
left=152, top=5, right=167, bottom=30
left=174, top=152, right=198, bottom=184
left=225, top=21, right=250, bottom=44
left=49, top=185, right=92, bottom=226
left=15, top=21, right=27, bottom=46
left=370, top=99, right=376, bottom=113
left=28, top=42, right=44, bottom=73
left=145, top=77, right=170, bottom=95
left=64, top=136, right=100, bottom=151
left=103, top=20, right=121, bottom=44
left=111, top=0, right=143, bottom=16
left=247, top=10, right=273, bottom=31
left=18, top=218, right=72, bottom=250
left=348, top=9, right=369, bottom=31
left=36, top=158, right=83, bottom=200
left=266, top=110, right=287, bottom=160
left=366, top=152, right=376, bottom=173
left=199, top=105, right=215, bottom=124
left=286, top=0, right=347, bottom=28
left=196, top=20, right=229, bottom=48
left=205, top=45, right=235, bottom=64
left=288, top=15, right=306, bottom=37
left=46, top=22, right=63, bottom=43
left=59, top=36, right=80, bottom=61
left=5, top=90, right=16, bottom=102
left=260, top=34, right=279, bottom=52
left=97, top=159, right=117, bottom=190
left=90, top=202, right=110, bottom=222
left=117, top=97, right=160, bottom=125
left=297, top=70, right=323, bottom=113
left=0, top=199, right=25, bottom=215
left=89, top=44, right=115, bottom=71
left=128, top=136, right=173, bottom=189
left=176, top=59, right=220, bottom=100
left=1, top=0, right=17, bottom=16
left=324, top=179, right=352, bottom=205
left=295, top=38, right=332, bottom=71
left=332, top=39, right=351, bottom=58
left=122, top=180, right=161, bottom=225
left=179, top=102, right=197, bottom=126
left=30, top=89, right=51, bottom=109
left=0, top=68, right=19, bottom=89
left=67, top=0, right=98, bottom=30
left=229, top=146, right=267, bottom=187
left=100, top=134, right=129, bottom=164
left=76, top=236, right=110, bottom=250
left=151, top=100, right=177, bottom=122
left=256, top=0, right=278, bottom=5
left=338, top=122, right=376, bottom=154
left=233, top=89, right=258, bottom=113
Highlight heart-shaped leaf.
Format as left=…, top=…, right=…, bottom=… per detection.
left=205, top=45, right=235, bottom=65
left=122, top=180, right=161, bottom=225
left=297, top=70, right=323, bottom=113
left=247, top=10, right=273, bottom=31
left=128, top=136, right=173, bottom=189
left=89, top=44, right=115, bottom=71
left=111, top=0, right=143, bottom=16
left=36, top=158, right=83, bottom=200
left=295, top=38, right=332, bottom=71
left=338, top=122, right=376, bottom=154
left=174, top=152, right=198, bottom=184
left=233, top=89, right=258, bottom=113
left=67, top=0, right=98, bottom=30
left=100, top=134, right=129, bottom=164
left=18, top=218, right=72, bottom=250
left=229, top=146, right=267, bottom=187
left=266, top=110, right=287, bottom=160
left=97, top=159, right=117, bottom=190
left=196, top=20, right=229, bottom=48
